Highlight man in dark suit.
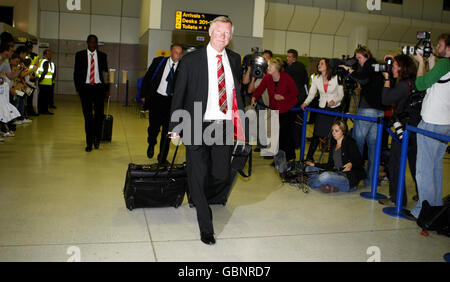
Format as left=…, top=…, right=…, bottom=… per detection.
left=285, top=49, right=308, bottom=105
left=73, top=35, right=108, bottom=152
left=141, top=44, right=183, bottom=165
left=168, top=16, right=245, bottom=245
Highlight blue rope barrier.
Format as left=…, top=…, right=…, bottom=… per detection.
left=300, top=107, right=386, bottom=201
left=305, top=107, right=379, bottom=123
left=406, top=125, right=450, bottom=143
left=384, top=126, right=450, bottom=220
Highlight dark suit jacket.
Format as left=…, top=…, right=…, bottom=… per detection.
left=73, top=50, right=108, bottom=93
left=169, top=47, right=245, bottom=146
left=141, top=56, right=178, bottom=110
left=285, top=61, right=309, bottom=104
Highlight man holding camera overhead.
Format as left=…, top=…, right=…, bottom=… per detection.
left=409, top=33, right=450, bottom=220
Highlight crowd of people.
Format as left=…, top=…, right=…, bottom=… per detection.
left=0, top=32, right=56, bottom=143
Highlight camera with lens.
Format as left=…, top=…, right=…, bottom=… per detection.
left=372, top=56, right=394, bottom=73
left=330, top=56, right=358, bottom=88
left=242, top=47, right=268, bottom=79
left=402, top=31, right=432, bottom=58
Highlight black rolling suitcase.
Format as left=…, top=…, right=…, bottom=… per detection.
left=123, top=140, right=187, bottom=210
left=101, top=96, right=113, bottom=142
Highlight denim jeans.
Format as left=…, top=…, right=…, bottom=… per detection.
left=352, top=108, right=384, bottom=187
left=411, top=120, right=450, bottom=218
left=305, top=166, right=353, bottom=192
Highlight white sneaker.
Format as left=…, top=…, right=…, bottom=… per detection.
left=2, top=132, right=15, bottom=137
left=13, top=120, right=23, bottom=125
left=22, top=119, right=32, bottom=124
left=0, top=137, right=4, bottom=142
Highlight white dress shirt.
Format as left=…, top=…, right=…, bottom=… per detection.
left=204, top=43, right=234, bottom=121
left=85, top=50, right=101, bottom=84
left=157, top=57, right=178, bottom=97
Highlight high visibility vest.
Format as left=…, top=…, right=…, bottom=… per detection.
left=37, top=59, right=55, bottom=86
left=26, top=54, right=40, bottom=68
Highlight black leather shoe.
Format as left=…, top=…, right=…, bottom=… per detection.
left=147, top=145, right=154, bottom=159
left=94, top=140, right=100, bottom=149
left=158, top=159, right=170, bottom=167
left=85, top=146, right=93, bottom=152
left=200, top=232, right=216, bottom=245
left=49, top=105, right=57, bottom=109
left=401, top=209, right=417, bottom=222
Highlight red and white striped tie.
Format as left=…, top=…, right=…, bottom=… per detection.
left=217, top=54, right=228, bottom=114
left=89, top=53, right=95, bottom=85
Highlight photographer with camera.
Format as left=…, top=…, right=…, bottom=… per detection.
left=243, top=50, right=272, bottom=156
left=301, top=58, right=344, bottom=162
left=378, top=54, right=420, bottom=209
left=409, top=33, right=450, bottom=220
left=339, top=46, right=385, bottom=188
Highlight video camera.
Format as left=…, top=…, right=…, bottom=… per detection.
left=372, top=56, right=394, bottom=73
left=402, top=31, right=432, bottom=58
left=329, top=55, right=358, bottom=88
left=242, top=47, right=268, bottom=79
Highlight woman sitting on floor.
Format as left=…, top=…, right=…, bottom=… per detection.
left=305, top=120, right=366, bottom=193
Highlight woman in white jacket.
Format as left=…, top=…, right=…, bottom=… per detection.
left=301, top=58, right=344, bottom=162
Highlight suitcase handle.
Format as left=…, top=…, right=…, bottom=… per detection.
left=153, top=135, right=181, bottom=179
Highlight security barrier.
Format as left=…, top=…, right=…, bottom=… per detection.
left=299, top=107, right=387, bottom=201
left=383, top=124, right=450, bottom=219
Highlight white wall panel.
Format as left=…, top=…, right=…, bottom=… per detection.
left=90, top=15, right=121, bottom=43
left=381, top=2, right=403, bottom=17
left=422, top=0, right=443, bottom=22
left=58, top=0, right=91, bottom=14
left=40, top=0, right=59, bottom=12
left=265, top=2, right=295, bottom=30
left=310, top=34, right=333, bottom=58
left=333, top=35, right=348, bottom=57
left=121, top=17, right=140, bottom=44
left=91, top=0, right=122, bottom=16
left=402, top=0, right=423, bottom=20
left=262, top=29, right=287, bottom=55
left=122, top=0, right=142, bottom=18
left=286, top=31, right=310, bottom=56
left=40, top=11, right=59, bottom=39
left=59, top=13, right=91, bottom=40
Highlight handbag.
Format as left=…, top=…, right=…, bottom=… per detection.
left=231, top=142, right=252, bottom=178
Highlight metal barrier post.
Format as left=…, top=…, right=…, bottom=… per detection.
left=300, top=109, right=308, bottom=161
left=361, top=120, right=387, bottom=200
left=383, top=129, right=410, bottom=218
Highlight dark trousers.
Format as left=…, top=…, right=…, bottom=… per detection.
left=279, top=111, right=297, bottom=161
left=79, top=84, right=105, bottom=147
left=186, top=145, right=233, bottom=234
left=38, top=85, right=52, bottom=114
left=147, top=94, right=172, bottom=161
left=388, top=132, right=418, bottom=205
left=48, top=85, right=55, bottom=107
left=26, top=89, right=36, bottom=115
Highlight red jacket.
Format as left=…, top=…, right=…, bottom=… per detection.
left=252, top=72, right=298, bottom=114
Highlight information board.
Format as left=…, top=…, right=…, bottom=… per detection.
left=175, top=11, right=228, bottom=32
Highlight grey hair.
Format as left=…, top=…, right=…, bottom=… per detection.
left=209, top=16, right=234, bottom=35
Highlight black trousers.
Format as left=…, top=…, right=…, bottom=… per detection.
left=48, top=85, right=55, bottom=107
left=186, top=144, right=233, bottom=234
left=279, top=111, right=297, bottom=161
left=147, top=94, right=172, bottom=161
left=38, top=85, right=52, bottom=114
left=79, top=84, right=105, bottom=147
left=26, top=89, right=36, bottom=115
left=388, top=132, right=418, bottom=205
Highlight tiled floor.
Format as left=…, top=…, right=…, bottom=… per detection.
left=0, top=95, right=449, bottom=262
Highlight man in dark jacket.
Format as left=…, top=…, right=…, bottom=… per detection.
left=73, top=35, right=109, bottom=152
left=141, top=44, right=182, bottom=164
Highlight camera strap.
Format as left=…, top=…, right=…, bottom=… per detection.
left=437, top=78, right=450, bottom=84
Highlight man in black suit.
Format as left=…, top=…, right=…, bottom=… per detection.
left=168, top=16, right=245, bottom=245
left=73, top=35, right=109, bottom=152
left=285, top=49, right=308, bottom=105
left=141, top=44, right=183, bottom=165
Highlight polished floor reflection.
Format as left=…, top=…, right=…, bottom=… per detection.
left=0, top=95, right=449, bottom=262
